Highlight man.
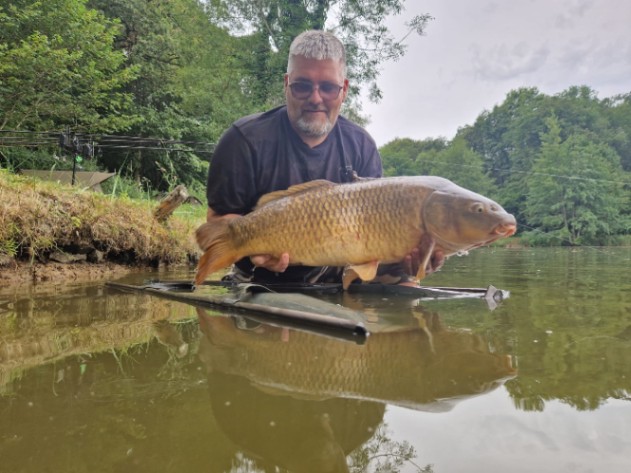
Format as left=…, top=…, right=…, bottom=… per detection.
left=203, top=30, right=438, bottom=285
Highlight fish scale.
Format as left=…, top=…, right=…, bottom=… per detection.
left=235, top=180, right=424, bottom=265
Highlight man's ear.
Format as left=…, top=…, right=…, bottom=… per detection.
left=341, top=78, right=350, bottom=101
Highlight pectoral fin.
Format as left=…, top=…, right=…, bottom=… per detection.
left=415, top=237, right=436, bottom=282
left=342, top=261, right=379, bottom=290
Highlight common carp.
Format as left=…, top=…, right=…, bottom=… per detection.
left=195, top=176, right=517, bottom=288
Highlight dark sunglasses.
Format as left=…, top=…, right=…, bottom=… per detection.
left=288, top=81, right=344, bottom=100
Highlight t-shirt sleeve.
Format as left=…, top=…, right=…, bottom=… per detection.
left=206, top=125, right=258, bottom=215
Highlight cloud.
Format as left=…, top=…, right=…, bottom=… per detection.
left=471, top=42, right=550, bottom=81
left=555, top=0, right=594, bottom=28
left=553, top=37, right=631, bottom=93
left=361, top=0, right=631, bottom=145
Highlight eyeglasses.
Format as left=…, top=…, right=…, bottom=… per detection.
left=288, top=81, right=344, bottom=101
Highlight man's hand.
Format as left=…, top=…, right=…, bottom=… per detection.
left=250, top=253, right=290, bottom=273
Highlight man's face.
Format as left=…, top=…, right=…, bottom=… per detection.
left=284, top=55, right=348, bottom=146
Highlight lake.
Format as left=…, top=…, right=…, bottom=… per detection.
left=1, top=247, right=630, bottom=473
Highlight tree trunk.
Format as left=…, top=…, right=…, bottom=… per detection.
left=154, top=184, right=189, bottom=222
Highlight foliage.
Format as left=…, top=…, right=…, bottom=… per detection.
left=349, top=423, right=432, bottom=473
left=604, top=92, right=631, bottom=171
left=207, top=0, right=433, bottom=115
left=418, top=137, right=496, bottom=196
left=380, top=137, right=447, bottom=176
left=2, top=0, right=430, bottom=192
left=0, top=0, right=137, bottom=132
left=86, top=0, right=213, bottom=191
left=524, top=116, right=629, bottom=245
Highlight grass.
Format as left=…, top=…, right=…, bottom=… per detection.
left=0, top=168, right=205, bottom=265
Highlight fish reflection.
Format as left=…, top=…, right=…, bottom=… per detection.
left=197, top=305, right=516, bottom=472
left=206, top=371, right=380, bottom=473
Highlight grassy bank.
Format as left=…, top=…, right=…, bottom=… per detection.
left=0, top=169, right=203, bottom=269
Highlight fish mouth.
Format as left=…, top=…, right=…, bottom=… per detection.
left=476, top=222, right=517, bottom=247
left=493, top=222, right=517, bottom=237
left=462, top=223, right=518, bottom=251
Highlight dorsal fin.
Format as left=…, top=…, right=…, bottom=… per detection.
left=255, top=179, right=336, bottom=209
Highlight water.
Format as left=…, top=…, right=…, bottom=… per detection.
left=1, top=247, right=630, bottom=473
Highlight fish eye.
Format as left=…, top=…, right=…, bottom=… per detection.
left=471, top=202, right=485, bottom=213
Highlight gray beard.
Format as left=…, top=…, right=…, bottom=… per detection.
left=295, top=116, right=333, bottom=137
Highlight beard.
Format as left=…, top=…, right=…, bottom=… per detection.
left=295, top=114, right=333, bottom=137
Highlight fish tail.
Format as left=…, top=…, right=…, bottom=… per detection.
left=194, top=221, right=240, bottom=286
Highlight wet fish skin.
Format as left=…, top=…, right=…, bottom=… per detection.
left=195, top=176, right=516, bottom=287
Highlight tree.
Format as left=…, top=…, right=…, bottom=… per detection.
left=459, top=87, right=550, bottom=219
left=87, top=0, right=226, bottom=191
left=525, top=116, right=628, bottom=245
left=379, top=137, right=446, bottom=176
left=0, top=0, right=137, bottom=132
left=420, top=137, right=496, bottom=196
left=604, top=92, right=631, bottom=172
left=86, top=0, right=433, bottom=191
left=207, top=0, right=433, bottom=117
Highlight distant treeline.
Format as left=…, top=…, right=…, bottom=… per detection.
left=1, top=1, right=629, bottom=245
left=380, top=86, right=631, bottom=245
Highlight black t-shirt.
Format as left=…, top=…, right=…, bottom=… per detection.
left=206, top=105, right=383, bottom=282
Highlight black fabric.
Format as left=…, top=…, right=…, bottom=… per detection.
left=206, top=105, right=383, bottom=283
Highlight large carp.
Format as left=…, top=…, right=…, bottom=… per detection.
left=195, top=176, right=517, bottom=288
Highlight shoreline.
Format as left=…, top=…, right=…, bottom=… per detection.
left=0, top=260, right=172, bottom=286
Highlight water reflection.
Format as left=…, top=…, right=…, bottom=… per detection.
left=0, top=282, right=197, bottom=395
left=206, top=371, right=378, bottom=473
left=0, top=280, right=516, bottom=473
left=2, top=248, right=631, bottom=472
left=198, top=306, right=515, bottom=410
left=197, top=303, right=515, bottom=472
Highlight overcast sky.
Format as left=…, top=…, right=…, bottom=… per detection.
left=360, top=0, right=631, bottom=146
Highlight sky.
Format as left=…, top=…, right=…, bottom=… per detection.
left=360, top=0, right=631, bottom=146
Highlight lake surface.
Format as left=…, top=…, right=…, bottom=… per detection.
left=1, top=247, right=630, bottom=473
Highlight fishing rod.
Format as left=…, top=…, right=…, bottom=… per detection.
left=413, top=156, right=631, bottom=186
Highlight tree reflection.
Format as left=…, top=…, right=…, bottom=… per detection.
left=348, top=423, right=433, bottom=473
left=504, top=325, right=631, bottom=411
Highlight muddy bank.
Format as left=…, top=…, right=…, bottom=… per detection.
left=0, top=260, right=188, bottom=286
left=1, top=171, right=204, bottom=286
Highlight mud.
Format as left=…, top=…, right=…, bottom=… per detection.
left=0, top=260, right=143, bottom=285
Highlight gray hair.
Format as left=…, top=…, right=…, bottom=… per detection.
left=287, top=30, right=347, bottom=77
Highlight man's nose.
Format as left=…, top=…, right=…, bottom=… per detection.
left=307, top=85, right=324, bottom=103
